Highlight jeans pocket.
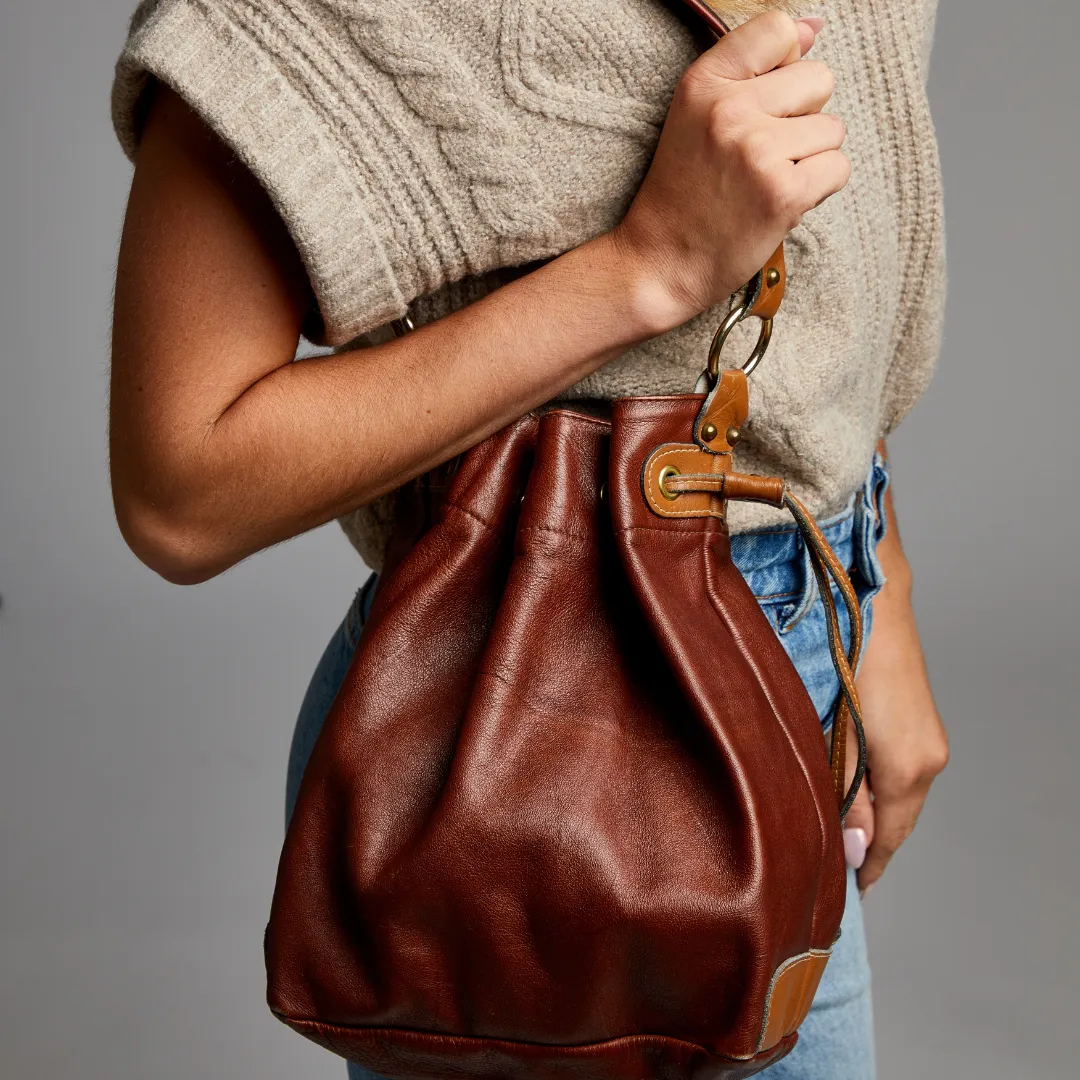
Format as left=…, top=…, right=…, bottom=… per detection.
left=755, top=591, right=804, bottom=636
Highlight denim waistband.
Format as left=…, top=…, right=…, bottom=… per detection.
left=729, top=451, right=891, bottom=635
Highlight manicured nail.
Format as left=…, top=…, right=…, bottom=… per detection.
left=843, top=827, right=868, bottom=869
left=798, top=17, right=826, bottom=34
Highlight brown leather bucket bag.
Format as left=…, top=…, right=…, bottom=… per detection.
left=266, top=5, right=868, bottom=1077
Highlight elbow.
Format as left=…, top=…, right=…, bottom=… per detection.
left=113, top=487, right=236, bottom=586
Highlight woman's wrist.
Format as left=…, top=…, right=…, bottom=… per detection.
left=584, top=227, right=707, bottom=346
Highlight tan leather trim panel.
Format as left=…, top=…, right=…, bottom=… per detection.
left=757, top=950, right=831, bottom=1054
left=642, top=444, right=732, bottom=519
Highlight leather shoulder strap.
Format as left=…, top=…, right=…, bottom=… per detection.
left=676, top=0, right=731, bottom=37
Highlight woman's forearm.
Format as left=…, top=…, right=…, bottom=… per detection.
left=177, top=235, right=663, bottom=581
left=110, top=90, right=674, bottom=584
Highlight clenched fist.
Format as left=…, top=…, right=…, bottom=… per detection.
left=613, top=11, right=849, bottom=331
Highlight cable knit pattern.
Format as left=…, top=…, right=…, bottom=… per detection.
left=111, top=0, right=945, bottom=571
left=331, top=0, right=558, bottom=246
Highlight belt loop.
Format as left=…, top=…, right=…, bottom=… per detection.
left=852, top=451, right=891, bottom=593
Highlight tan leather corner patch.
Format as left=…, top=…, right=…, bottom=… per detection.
left=757, top=950, right=831, bottom=1053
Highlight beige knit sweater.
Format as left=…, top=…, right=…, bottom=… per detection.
left=112, top=0, right=945, bottom=570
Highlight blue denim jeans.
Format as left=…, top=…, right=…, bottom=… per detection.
left=286, top=453, right=890, bottom=1080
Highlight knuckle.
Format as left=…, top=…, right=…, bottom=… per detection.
left=894, top=739, right=950, bottom=788
left=890, top=764, right=925, bottom=792
left=738, top=126, right=773, bottom=168
left=758, top=9, right=799, bottom=43
left=676, top=64, right=709, bottom=102
left=672, top=70, right=704, bottom=112
left=801, top=59, right=835, bottom=97
left=815, top=60, right=837, bottom=99
left=925, top=736, right=951, bottom=777
left=880, top=824, right=913, bottom=853
left=707, top=88, right=751, bottom=135
left=763, top=175, right=799, bottom=227
left=820, top=151, right=852, bottom=197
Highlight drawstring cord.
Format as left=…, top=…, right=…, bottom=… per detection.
left=662, top=471, right=867, bottom=819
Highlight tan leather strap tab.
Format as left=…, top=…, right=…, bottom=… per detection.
left=694, top=369, right=750, bottom=451
left=745, top=245, right=786, bottom=321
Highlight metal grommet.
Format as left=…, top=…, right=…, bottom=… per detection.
left=658, top=465, right=680, bottom=501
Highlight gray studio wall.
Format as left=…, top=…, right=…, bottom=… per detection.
left=1, top=2, right=1076, bottom=1077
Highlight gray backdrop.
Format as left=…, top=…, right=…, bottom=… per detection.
left=2, top=2, right=1077, bottom=1077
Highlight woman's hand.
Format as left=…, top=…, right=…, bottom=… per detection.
left=844, top=471, right=950, bottom=894
left=615, top=11, right=849, bottom=327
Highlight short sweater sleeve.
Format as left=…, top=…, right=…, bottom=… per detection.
left=110, top=0, right=572, bottom=345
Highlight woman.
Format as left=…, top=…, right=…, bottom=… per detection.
left=109, top=2, right=949, bottom=1076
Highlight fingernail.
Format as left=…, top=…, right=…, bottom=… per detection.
left=798, top=17, right=826, bottom=34
left=843, top=827, right=868, bottom=870
left=860, top=884, right=875, bottom=901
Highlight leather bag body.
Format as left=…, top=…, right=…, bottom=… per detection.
left=265, top=393, right=849, bottom=1079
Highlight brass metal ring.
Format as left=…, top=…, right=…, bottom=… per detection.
left=658, top=465, right=680, bottom=501
left=705, top=304, right=774, bottom=386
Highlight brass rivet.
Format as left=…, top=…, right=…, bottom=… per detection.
left=766, top=268, right=781, bottom=288
left=701, top=422, right=718, bottom=442
left=726, top=426, right=742, bottom=445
